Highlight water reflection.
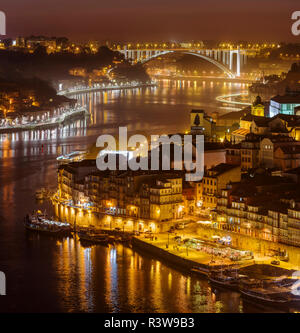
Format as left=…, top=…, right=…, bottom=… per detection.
left=34, top=236, right=243, bottom=313
left=0, top=78, right=254, bottom=313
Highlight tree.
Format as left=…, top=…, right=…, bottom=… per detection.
left=34, top=45, right=47, bottom=56
left=194, top=114, right=200, bottom=126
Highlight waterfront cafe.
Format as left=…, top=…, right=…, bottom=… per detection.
left=186, top=237, right=253, bottom=261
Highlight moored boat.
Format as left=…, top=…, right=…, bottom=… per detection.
left=240, top=287, right=291, bottom=307
left=190, top=266, right=210, bottom=277
left=209, top=264, right=246, bottom=291
left=24, top=211, right=72, bottom=235
left=78, top=230, right=108, bottom=245
left=209, top=274, right=239, bottom=291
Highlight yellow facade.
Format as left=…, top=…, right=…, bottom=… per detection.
left=200, top=164, right=241, bottom=210
left=251, top=103, right=265, bottom=117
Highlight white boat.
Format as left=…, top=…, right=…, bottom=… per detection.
left=24, top=211, right=72, bottom=235
left=56, top=151, right=86, bottom=164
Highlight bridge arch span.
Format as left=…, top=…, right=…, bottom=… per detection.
left=140, top=51, right=235, bottom=78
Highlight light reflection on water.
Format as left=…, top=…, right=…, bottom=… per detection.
left=48, top=237, right=243, bottom=313
left=0, top=79, right=256, bottom=313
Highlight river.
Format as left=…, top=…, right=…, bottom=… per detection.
left=0, top=78, right=274, bottom=313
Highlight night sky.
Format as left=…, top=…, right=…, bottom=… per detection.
left=1, top=0, right=300, bottom=41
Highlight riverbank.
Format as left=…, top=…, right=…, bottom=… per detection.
left=0, top=106, right=88, bottom=134
left=191, top=222, right=300, bottom=271
left=130, top=234, right=298, bottom=295
left=131, top=235, right=255, bottom=276
left=58, top=81, right=158, bottom=96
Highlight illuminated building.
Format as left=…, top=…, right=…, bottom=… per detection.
left=190, top=109, right=216, bottom=138
left=240, top=133, right=261, bottom=171
left=26, top=36, right=57, bottom=50
left=259, top=136, right=297, bottom=168
left=231, top=98, right=267, bottom=143
left=57, top=161, right=184, bottom=224
left=215, top=175, right=300, bottom=246
left=251, top=95, right=265, bottom=117
left=274, top=145, right=300, bottom=170
left=198, top=163, right=241, bottom=210
left=269, top=90, right=300, bottom=117
left=149, top=177, right=183, bottom=221
left=225, top=143, right=241, bottom=166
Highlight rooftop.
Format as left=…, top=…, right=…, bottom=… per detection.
left=207, top=163, right=239, bottom=176
left=271, top=93, right=300, bottom=104
left=231, top=128, right=250, bottom=136
left=190, top=109, right=204, bottom=114
left=252, top=117, right=271, bottom=127
left=272, top=114, right=300, bottom=127
left=276, top=145, right=300, bottom=154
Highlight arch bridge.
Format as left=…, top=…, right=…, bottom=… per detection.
left=118, top=47, right=247, bottom=78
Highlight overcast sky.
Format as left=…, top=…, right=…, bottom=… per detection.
left=1, top=0, right=300, bottom=41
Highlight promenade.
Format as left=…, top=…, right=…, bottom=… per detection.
left=0, top=106, right=87, bottom=133
left=58, top=81, right=157, bottom=96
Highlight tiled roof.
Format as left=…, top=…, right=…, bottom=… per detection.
left=252, top=117, right=271, bottom=127
left=272, top=114, right=300, bottom=127
left=208, top=163, right=239, bottom=176
left=271, top=93, right=300, bottom=104
left=276, top=145, right=300, bottom=154
left=231, top=128, right=250, bottom=136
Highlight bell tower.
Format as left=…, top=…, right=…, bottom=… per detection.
left=251, top=96, right=265, bottom=117
left=190, top=110, right=204, bottom=132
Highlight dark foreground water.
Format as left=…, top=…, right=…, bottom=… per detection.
left=0, top=79, right=282, bottom=313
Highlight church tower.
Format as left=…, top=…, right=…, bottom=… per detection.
left=190, top=109, right=215, bottom=137
left=251, top=96, right=265, bottom=117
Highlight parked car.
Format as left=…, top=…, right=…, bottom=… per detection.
left=271, top=260, right=280, bottom=266
left=168, top=227, right=175, bottom=233
left=114, top=227, right=121, bottom=231
left=176, top=223, right=185, bottom=230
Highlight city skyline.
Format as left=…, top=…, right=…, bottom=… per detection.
left=2, top=0, right=300, bottom=316
left=1, top=0, right=299, bottom=42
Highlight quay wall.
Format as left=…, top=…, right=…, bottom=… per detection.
left=196, top=224, right=300, bottom=270
left=131, top=236, right=210, bottom=273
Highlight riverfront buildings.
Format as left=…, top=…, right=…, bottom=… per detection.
left=52, top=87, right=300, bottom=249
left=55, top=160, right=186, bottom=232
left=214, top=173, right=300, bottom=246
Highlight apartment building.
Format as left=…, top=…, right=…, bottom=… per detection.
left=214, top=175, right=300, bottom=246
left=198, top=163, right=241, bottom=210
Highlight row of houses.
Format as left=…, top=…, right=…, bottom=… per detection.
left=214, top=174, right=300, bottom=247
left=58, top=159, right=188, bottom=222
left=226, top=134, right=300, bottom=171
